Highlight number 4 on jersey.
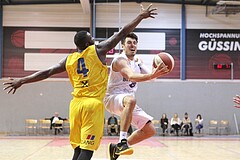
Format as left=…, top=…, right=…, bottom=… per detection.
left=77, top=58, right=89, bottom=77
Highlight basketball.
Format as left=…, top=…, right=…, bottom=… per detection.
left=153, top=52, right=174, bottom=72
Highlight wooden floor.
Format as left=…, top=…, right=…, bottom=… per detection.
left=1, top=135, right=240, bottom=160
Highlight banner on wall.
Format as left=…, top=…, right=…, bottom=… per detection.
left=3, top=27, right=180, bottom=79
left=186, top=29, right=240, bottom=79
left=198, top=32, right=240, bottom=52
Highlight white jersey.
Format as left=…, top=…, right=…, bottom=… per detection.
left=104, top=53, right=154, bottom=129
left=106, top=53, right=141, bottom=95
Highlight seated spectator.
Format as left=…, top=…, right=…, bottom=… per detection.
left=195, top=114, right=203, bottom=134
left=181, top=112, right=193, bottom=136
left=107, top=114, right=119, bottom=136
left=170, top=113, right=181, bottom=136
left=160, top=113, right=168, bottom=136
left=46, top=112, right=68, bottom=135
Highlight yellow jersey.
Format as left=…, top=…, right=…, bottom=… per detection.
left=66, top=45, right=108, bottom=99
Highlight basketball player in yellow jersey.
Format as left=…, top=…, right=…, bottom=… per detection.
left=3, top=4, right=164, bottom=160
left=66, top=44, right=108, bottom=155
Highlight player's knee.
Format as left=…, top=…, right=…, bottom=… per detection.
left=142, top=122, right=156, bottom=137
left=148, top=127, right=156, bottom=136
left=141, top=126, right=156, bottom=137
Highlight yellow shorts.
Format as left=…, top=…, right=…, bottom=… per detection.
left=69, top=97, right=104, bottom=151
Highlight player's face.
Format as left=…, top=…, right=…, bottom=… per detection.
left=122, top=37, right=138, bottom=58
left=174, top=113, right=178, bottom=118
left=162, top=114, right=166, bottom=118
left=86, top=32, right=94, bottom=46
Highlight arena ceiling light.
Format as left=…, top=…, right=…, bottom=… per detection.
left=217, top=0, right=240, bottom=5
left=212, top=0, right=240, bottom=15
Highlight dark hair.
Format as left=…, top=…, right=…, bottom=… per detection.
left=121, top=32, right=138, bottom=44
left=196, top=114, right=202, bottom=119
left=74, top=31, right=88, bottom=50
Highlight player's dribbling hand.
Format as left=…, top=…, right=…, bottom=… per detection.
left=157, top=62, right=169, bottom=74
left=3, top=78, right=22, bottom=94
left=140, top=3, right=158, bottom=19
left=151, top=63, right=169, bottom=79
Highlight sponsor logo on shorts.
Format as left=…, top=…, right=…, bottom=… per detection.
left=87, top=135, right=95, bottom=140
left=81, top=135, right=95, bottom=145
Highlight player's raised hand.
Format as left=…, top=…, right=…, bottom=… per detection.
left=140, top=3, right=158, bottom=19
left=3, top=78, right=22, bottom=94
left=233, top=95, right=240, bottom=108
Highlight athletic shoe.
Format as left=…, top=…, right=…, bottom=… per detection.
left=115, top=139, right=134, bottom=155
left=108, top=143, right=119, bottom=160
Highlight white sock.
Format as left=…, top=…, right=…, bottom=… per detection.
left=119, top=131, right=128, bottom=142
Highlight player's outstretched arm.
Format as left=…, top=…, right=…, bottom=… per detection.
left=3, top=58, right=67, bottom=94
left=233, top=95, right=240, bottom=108
left=97, top=4, right=157, bottom=55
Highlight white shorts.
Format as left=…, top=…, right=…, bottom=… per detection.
left=104, top=93, right=153, bottom=130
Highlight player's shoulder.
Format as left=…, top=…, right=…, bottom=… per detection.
left=114, top=53, right=128, bottom=61
left=113, top=55, right=128, bottom=65
left=66, top=52, right=77, bottom=60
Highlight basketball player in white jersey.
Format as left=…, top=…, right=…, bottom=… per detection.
left=104, top=32, right=169, bottom=160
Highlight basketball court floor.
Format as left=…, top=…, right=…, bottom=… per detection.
left=1, top=135, right=240, bottom=160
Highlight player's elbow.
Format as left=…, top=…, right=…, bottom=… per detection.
left=38, top=69, right=53, bottom=79
left=126, top=75, right=138, bottom=82
left=127, top=77, right=137, bottom=82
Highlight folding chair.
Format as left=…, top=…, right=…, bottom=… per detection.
left=25, top=119, right=38, bottom=135
left=218, top=120, right=229, bottom=135
left=152, top=120, right=160, bottom=135
left=39, top=119, right=51, bottom=135
left=63, top=119, right=70, bottom=134
left=208, top=120, right=218, bottom=135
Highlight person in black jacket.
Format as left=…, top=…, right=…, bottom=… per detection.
left=48, top=112, right=67, bottom=135
left=181, top=112, right=193, bottom=136
left=160, top=113, right=168, bottom=136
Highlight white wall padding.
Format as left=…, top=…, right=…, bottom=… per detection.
left=96, top=2, right=181, bottom=29
left=25, top=31, right=76, bottom=49
left=24, top=53, right=68, bottom=71
left=3, top=4, right=90, bottom=27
